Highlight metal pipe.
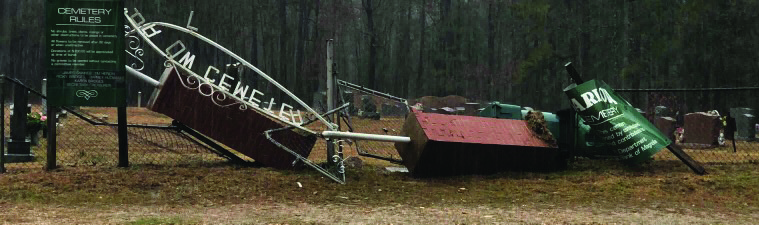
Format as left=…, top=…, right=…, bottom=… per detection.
left=321, top=131, right=411, bottom=143
left=126, top=65, right=159, bottom=87
left=41, top=79, right=47, bottom=114
left=327, top=39, right=335, bottom=113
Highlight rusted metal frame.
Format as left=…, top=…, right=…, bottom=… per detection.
left=264, top=127, right=345, bottom=184
left=336, top=79, right=408, bottom=104
left=335, top=79, right=406, bottom=163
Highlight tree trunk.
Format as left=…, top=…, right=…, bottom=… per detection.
left=486, top=0, right=495, bottom=101
left=296, top=0, right=310, bottom=99
left=250, top=5, right=259, bottom=89
left=414, top=0, right=426, bottom=99
left=436, top=0, right=452, bottom=95
left=278, top=0, right=289, bottom=101
left=363, top=0, right=377, bottom=89
left=398, top=2, right=412, bottom=98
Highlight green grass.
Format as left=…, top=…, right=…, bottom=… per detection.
left=1, top=159, right=757, bottom=214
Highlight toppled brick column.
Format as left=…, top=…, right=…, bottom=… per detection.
left=394, top=110, right=562, bottom=177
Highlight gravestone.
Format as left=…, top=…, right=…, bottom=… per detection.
left=683, top=112, right=722, bottom=145
left=341, top=90, right=358, bottom=115
left=635, top=108, right=647, bottom=121
left=7, top=86, right=34, bottom=162
left=381, top=103, right=407, bottom=117
left=359, top=95, right=380, bottom=120
left=655, top=106, right=671, bottom=119
left=730, top=108, right=756, bottom=141
left=655, top=117, right=677, bottom=142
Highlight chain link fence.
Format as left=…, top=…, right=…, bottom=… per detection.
left=617, top=89, right=759, bottom=164
left=4, top=74, right=759, bottom=175
left=334, top=80, right=407, bottom=164
left=1, top=77, right=239, bottom=172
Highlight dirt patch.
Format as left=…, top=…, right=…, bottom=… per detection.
left=1, top=202, right=757, bottom=224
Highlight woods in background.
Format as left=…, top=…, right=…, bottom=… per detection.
left=1, top=0, right=758, bottom=112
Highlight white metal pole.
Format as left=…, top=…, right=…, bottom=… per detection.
left=322, top=131, right=411, bottom=143
left=325, top=39, right=336, bottom=168
left=137, top=91, right=142, bottom=108
left=126, top=65, right=159, bottom=87
left=41, top=79, right=47, bottom=114
left=327, top=39, right=334, bottom=114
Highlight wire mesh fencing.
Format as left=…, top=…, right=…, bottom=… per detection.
left=335, top=80, right=407, bottom=164
left=0, top=77, right=235, bottom=172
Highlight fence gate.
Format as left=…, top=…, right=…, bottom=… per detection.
left=335, top=79, right=408, bottom=164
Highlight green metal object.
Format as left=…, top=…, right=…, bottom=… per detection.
left=564, top=79, right=670, bottom=163
left=478, top=102, right=522, bottom=120
left=478, top=102, right=562, bottom=140
left=478, top=102, right=601, bottom=156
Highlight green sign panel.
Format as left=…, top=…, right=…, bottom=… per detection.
left=46, top=0, right=125, bottom=107
left=564, top=80, right=671, bottom=163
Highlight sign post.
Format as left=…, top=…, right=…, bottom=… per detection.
left=46, top=0, right=126, bottom=169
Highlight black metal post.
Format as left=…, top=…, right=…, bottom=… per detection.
left=118, top=106, right=128, bottom=167
left=46, top=106, right=57, bottom=170
left=564, top=62, right=584, bottom=84
left=0, top=75, right=5, bottom=173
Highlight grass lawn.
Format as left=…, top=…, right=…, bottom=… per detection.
left=1, top=107, right=758, bottom=224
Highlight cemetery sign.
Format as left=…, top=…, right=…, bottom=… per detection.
left=564, top=79, right=671, bottom=163
left=46, top=0, right=125, bottom=107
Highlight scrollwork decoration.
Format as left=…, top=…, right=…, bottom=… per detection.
left=124, top=25, right=145, bottom=71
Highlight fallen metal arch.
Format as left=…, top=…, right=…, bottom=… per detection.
left=123, top=9, right=334, bottom=133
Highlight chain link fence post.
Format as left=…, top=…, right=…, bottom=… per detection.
left=0, top=75, right=5, bottom=173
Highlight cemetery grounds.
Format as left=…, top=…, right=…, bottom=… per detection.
left=0, top=107, right=758, bottom=224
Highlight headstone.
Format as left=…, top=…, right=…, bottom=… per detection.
left=655, top=117, right=677, bottom=142
left=635, top=108, right=647, bottom=120
left=7, top=85, right=33, bottom=162
left=683, top=112, right=722, bottom=145
left=730, top=108, right=756, bottom=141
left=381, top=103, right=406, bottom=117
left=361, top=95, right=376, bottom=112
left=655, top=106, right=671, bottom=119
left=359, top=95, right=380, bottom=120
left=341, top=91, right=358, bottom=115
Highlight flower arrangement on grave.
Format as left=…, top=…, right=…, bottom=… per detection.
left=27, top=112, right=47, bottom=134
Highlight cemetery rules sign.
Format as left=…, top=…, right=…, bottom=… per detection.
left=46, top=0, right=125, bottom=107
left=564, top=80, right=671, bottom=163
